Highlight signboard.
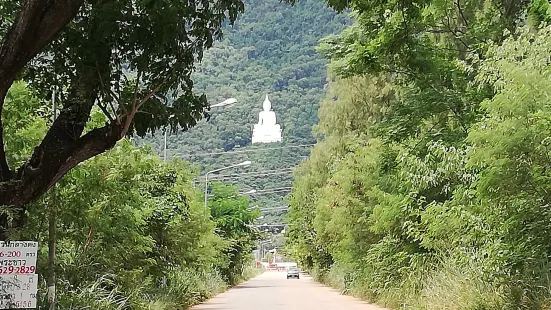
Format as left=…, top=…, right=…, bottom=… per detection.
left=0, top=242, right=38, bottom=309
left=0, top=275, right=38, bottom=309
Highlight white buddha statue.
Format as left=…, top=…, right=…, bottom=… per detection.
left=252, top=94, right=282, bottom=144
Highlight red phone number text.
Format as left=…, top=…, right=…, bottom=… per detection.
left=0, top=265, right=35, bottom=274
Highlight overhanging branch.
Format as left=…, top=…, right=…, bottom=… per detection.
left=119, top=79, right=166, bottom=138
left=0, top=122, right=122, bottom=207
left=0, top=0, right=83, bottom=90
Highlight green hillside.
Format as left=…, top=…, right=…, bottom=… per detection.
left=139, top=0, right=349, bottom=224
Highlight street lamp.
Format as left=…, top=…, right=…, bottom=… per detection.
left=163, top=98, right=238, bottom=161
left=237, top=189, right=257, bottom=196
left=206, top=189, right=258, bottom=198
left=260, top=240, right=272, bottom=262
left=211, top=97, right=237, bottom=108
left=163, top=114, right=175, bottom=161
left=204, top=161, right=252, bottom=210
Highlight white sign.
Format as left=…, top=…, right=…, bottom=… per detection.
left=0, top=274, right=38, bottom=309
left=0, top=242, right=38, bottom=309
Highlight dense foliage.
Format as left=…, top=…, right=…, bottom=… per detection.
left=3, top=85, right=260, bottom=309
left=0, top=0, right=244, bottom=211
left=287, top=1, right=551, bottom=309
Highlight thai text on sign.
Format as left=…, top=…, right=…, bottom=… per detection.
left=0, top=242, right=38, bottom=309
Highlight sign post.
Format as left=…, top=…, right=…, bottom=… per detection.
left=0, top=242, right=38, bottom=309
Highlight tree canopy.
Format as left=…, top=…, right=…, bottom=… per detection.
left=0, top=0, right=243, bottom=210
left=287, top=0, right=551, bottom=308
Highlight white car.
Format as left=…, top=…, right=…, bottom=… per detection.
left=286, top=267, right=300, bottom=279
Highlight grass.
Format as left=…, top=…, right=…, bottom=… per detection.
left=418, top=261, right=506, bottom=310
left=53, top=266, right=263, bottom=310
left=311, top=257, right=551, bottom=310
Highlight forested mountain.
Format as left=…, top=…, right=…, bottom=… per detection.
left=139, top=0, right=349, bottom=223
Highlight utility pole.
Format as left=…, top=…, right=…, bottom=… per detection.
left=163, top=131, right=167, bottom=162
left=47, top=89, right=57, bottom=310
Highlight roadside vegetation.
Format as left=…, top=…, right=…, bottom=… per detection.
left=287, top=1, right=551, bottom=309
left=4, top=85, right=261, bottom=308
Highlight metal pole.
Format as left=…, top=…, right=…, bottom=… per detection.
left=261, top=243, right=264, bottom=261
left=47, top=88, right=57, bottom=310
left=163, top=131, right=167, bottom=162
left=52, top=90, right=57, bottom=120
left=204, top=171, right=210, bottom=210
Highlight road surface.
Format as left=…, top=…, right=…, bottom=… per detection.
left=191, top=271, right=389, bottom=310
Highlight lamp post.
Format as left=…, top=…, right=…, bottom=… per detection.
left=204, top=160, right=252, bottom=210
left=163, top=98, right=238, bottom=161
left=206, top=189, right=258, bottom=199
left=260, top=240, right=272, bottom=262
left=237, top=189, right=257, bottom=196
left=211, top=97, right=237, bottom=108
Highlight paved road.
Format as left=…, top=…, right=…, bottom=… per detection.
left=191, top=271, right=389, bottom=310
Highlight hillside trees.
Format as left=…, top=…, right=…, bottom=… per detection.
left=143, top=0, right=350, bottom=158
left=288, top=0, right=551, bottom=308
left=137, top=0, right=350, bottom=223
left=0, top=0, right=244, bottom=218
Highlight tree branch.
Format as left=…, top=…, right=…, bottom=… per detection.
left=131, top=71, right=142, bottom=107
left=445, top=11, right=471, bottom=53
left=0, top=0, right=83, bottom=181
left=81, top=226, right=95, bottom=259
left=95, top=69, right=115, bottom=122
left=0, top=122, right=122, bottom=207
left=119, top=79, right=166, bottom=138
left=456, top=0, right=469, bottom=28
left=0, top=0, right=83, bottom=90
left=0, top=56, right=110, bottom=208
left=136, top=80, right=166, bottom=110
left=97, top=103, right=114, bottom=122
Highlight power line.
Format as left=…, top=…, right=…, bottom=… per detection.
left=252, top=224, right=290, bottom=227
left=249, top=187, right=293, bottom=194
left=257, top=207, right=290, bottom=212
left=239, top=187, right=292, bottom=197
left=180, top=144, right=315, bottom=157
left=210, top=168, right=293, bottom=177
left=207, top=187, right=293, bottom=199
left=247, top=188, right=293, bottom=198
left=195, top=168, right=296, bottom=184
left=251, top=206, right=289, bottom=209
left=207, top=189, right=291, bottom=198
left=209, top=169, right=294, bottom=181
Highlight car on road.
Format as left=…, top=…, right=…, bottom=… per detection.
left=287, top=267, right=300, bottom=279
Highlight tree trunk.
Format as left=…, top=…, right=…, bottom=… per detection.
left=0, top=75, right=123, bottom=237
left=0, top=0, right=84, bottom=181
left=0, top=0, right=85, bottom=213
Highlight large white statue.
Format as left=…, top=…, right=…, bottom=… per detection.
left=252, top=94, right=282, bottom=144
